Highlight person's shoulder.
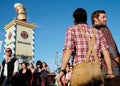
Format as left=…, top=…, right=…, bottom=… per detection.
left=27, top=68, right=32, bottom=73
left=81, top=24, right=92, bottom=31
left=65, top=25, right=76, bottom=33
left=12, top=57, right=17, bottom=61
left=2, top=59, right=5, bottom=62
left=2, top=59, right=6, bottom=64
left=12, top=57, right=17, bottom=60
left=66, top=25, right=75, bottom=30
left=89, top=26, right=101, bottom=34
left=93, top=27, right=104, bottom=37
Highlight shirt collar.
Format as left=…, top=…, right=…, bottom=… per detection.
left=5, top=57, right=12, bottom=62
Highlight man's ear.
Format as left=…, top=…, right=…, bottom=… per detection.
left=73, top=18, right=76, bottom=24
left=73, top=18, right=75, bottom=22
left=94, top=18, right=98, bottom=23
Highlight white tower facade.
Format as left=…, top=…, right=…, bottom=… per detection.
left=4, top=19, right=35, bottom=63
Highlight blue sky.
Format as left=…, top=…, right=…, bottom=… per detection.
left=0, top=0, right=120, bottom=71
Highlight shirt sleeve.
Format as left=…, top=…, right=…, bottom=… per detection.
left=64, top=27, right=74, bottom=51
left=14, top=60, right=19, bottom=73
left=99, top=30, right=108, bottom=52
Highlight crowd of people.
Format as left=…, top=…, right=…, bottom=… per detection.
left=0, top=48, right=56, bottom=86
left=0, top=7, right=120, bottom=86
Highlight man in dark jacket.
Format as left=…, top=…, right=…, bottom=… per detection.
left=0, top=48, right=19, bottom=86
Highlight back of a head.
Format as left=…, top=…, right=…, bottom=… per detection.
left=91, top=10, right=106, bottom=25
left=73, top=8, right=87, bottom=24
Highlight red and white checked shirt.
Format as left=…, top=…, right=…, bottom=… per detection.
left=64, top=24, right=108, bottom=66
left=94, top=25, right=119, bottom=71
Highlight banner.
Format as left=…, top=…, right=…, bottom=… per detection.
left=15, top=25, right=34, bottom=58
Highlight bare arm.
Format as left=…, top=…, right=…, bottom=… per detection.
left=13, top=60, right=19, bottom=76
left=61, top=49, right=72, bottom=70
left=57, top=49, right=72, bottom=86
left=103, top=49, right=115, bottom=78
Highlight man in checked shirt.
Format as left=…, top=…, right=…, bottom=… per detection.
left=57, top=8, right=114, bottom=86
left=91, top=10, right=120, bottom=77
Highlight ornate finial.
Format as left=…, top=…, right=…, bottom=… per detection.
left=14, top=3, right=27, bottom=21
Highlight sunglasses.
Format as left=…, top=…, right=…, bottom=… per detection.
left=5, top=50, right=11, bottom=52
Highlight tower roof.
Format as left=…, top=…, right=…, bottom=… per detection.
left=4, top=19, right=35, bottom=30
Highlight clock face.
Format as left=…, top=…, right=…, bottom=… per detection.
left=8, top=31, right=12, bottom=40
left=21, top=31, right=28, bottom=39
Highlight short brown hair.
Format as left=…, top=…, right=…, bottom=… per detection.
left=5, top=48, right=12, bottom=53
left=91, top=10, right=106, bottom=24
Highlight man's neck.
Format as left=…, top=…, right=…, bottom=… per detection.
left=93, top=24, right=107, bottom=29
left=5, top=56, right=11, bottom=62
left=75, top=22, right=87, bottom=25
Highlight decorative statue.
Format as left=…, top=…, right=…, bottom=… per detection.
left=14, top=3, right=27, bottom=21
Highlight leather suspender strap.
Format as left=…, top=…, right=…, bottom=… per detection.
left=78, top=25, right=99, bottom=63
